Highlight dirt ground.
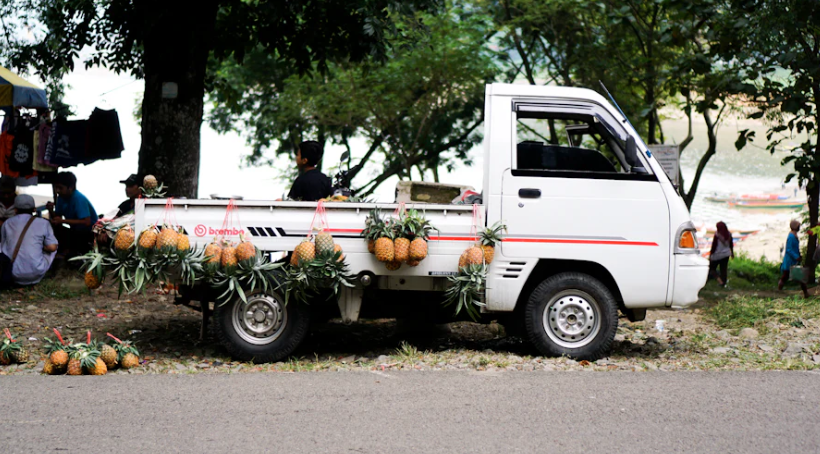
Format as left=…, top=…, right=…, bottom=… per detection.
left=1, top=275, right=819, bottom=375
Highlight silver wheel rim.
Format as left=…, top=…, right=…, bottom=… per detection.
left=231, top=293, right=288, bottom=345
left=541, top=290, right=600, bottom=349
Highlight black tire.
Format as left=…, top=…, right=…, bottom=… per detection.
left=524, top=272, right=618, bottom=361
left=214, top=288, right=310, bottom=363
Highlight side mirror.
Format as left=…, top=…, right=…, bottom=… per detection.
left=625, top=136, right=647, bottom=174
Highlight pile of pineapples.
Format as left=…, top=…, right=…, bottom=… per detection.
left=41, top=331, right=140, bottom=376
left=284, top=230, right=354, bottom=304
left=363, top=209, right=435, bottom=271
left=444, top=221, right=507, bottom=320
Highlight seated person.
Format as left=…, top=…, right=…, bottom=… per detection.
left=286, top=140, right=332, bottom=202
left=46, top=171, right=97, bottom=257
left=117, top=173, right=141, bottom=217
left=0, top=195, right=58, bottom=286
left=0, top=176, right=16, bottom=227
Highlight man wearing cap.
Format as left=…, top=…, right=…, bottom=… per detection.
left=117, top=174, right=141, bottom=217
left=0, top=194, right=58, bottom=286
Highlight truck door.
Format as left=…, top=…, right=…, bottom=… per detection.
left=500, top=106, right=670, bottom=306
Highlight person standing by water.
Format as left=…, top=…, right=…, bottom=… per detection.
left=709, top=221, right=734, bottom=286
left=778, top=219, right=810, bottom=298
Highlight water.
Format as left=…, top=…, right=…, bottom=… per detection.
left=664, top=116, right=804, bottom=232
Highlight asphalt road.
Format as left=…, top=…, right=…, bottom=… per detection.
left=2, top=371, right=819, bottom=454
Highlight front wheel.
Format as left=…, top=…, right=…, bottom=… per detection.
left=524, top=272, right=618, bottom=361
left=214, top=289, right=310, bottom=363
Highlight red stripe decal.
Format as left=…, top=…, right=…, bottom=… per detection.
left=324, top=228, right=364, bottom=234
left=502, top=238, right=658, bottom=246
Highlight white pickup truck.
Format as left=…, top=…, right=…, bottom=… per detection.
left=136, top=83, right=709, bottom=362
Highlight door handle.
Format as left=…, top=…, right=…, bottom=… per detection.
left=518, top=188, right=541, bottom=199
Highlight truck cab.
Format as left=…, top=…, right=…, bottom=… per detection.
left=137, top=83, right=709, bottom=362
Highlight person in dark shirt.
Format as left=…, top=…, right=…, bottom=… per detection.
left=286, top=140, right=332, bottom=202
left=117, top=173, right=141, bottom=216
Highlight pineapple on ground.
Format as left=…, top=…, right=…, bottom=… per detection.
left=89, top=357, right=108, bottom=375
left=99, top=343, right=118, bottom=369
left=42, top=359, right=58, bottom=375
left=1, top=333, right=28, bottom=363
left=236, top=233, right=256, bottom=263
left=458, top=245, right=485, bottom=268
left=292, top=240, right=316, bottom=265
left=112, top=339, right=140, bottom=370
left=44, top=337, right=69, bottom=369
left=478, top=221, right=507, bottom=265
left=114, top=225, right=135, bottom=252
left=138, top=226, right=159, bottom=249
left=315, top=231, right=335, bottom=256
left=66, top=344, right=85, bottom=376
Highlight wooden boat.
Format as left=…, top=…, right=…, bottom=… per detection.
left=705, top=193, right=788, bottom=203
left=729, top=200, right=806, bottom=209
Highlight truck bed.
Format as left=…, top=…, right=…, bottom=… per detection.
left=136, top=199, right=483, bottom=278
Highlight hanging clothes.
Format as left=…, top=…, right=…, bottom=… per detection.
left=87, top=107, right=124, bottom=161
left=0, top=130, right=17, bottom=177
left=49, top=119, right=89, bottom=167
left=35, top=122, right=56, bottom=170
left=9, top=122, right=35, bottom=176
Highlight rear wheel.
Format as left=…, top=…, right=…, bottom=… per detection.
left=214, top=289, right=310, bottom=363
left=524, top=272, right=617, bottom=361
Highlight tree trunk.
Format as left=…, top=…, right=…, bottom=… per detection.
left=682, top=109, right=718, bottom=209
left=806, top=172, right=819, bottom=285
left=137, top=1, right=218, bottom=198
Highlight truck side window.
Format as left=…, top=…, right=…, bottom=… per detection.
left=515, top=115, right=624, bottom=173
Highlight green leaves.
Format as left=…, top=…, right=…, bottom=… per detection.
left=281, top=250, right=355, bottom=306
left=443, top=264, right=487, bottom=321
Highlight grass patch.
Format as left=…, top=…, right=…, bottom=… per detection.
left=705, top=295, right=820, bottom=331
left=728, top=253, right=781, bottom=287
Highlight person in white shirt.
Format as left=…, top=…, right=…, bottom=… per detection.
left=0, top=194, right=58, bottom=286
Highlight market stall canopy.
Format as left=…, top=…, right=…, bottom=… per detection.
left=0, top=66, right=48, bottom=109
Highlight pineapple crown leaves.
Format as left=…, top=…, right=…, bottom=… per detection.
left=403, top=209, right=437, bottom=240
left=362, top=208, right=384, bottom=241
left=281, top=250, right=354, bottom=306
left=77, top=347, right=101, bottom=369
left=443, top=264, right=487, bottom=321
left=479, top=221, right=507, bottom=247
left=69, top=243, right=107, bottom=277
left=106, top=333, right=140, bottom=358
left=43, top=336, right=68, bottom=354
left=212, top=250, right=284, bottom=306
left=140, top=182, right=167, bottom=198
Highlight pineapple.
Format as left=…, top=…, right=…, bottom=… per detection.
left=315, top=231, right=335, bottom=255
left=204, top=240, right=222, bottom=267
left=293, top=240, right=316, bottom=265
left=108, top=334, right=140, bottom=370
left=459, top=246, right=485, bottom=268
left=0, top=351, right=8, bottom=365
left=100, top=344, right=118, bottom=369
left=157, top=225, right=179, bottom=250
left=44, top=334, right=69, bottom=368
left=406, top=259, right=421, bottom=267
left=143, top=175, right=158, bottom=190
left=394, top=237, right=410, bottom=263
left=85, top=271, right=102, bottom=289
left=362, top=208, right=383, bottom=256
left=236, top=233, right=256, bottom=263
left=138, top=227, right=159, bottom=249
left=114, top=225, right=135, bottom=252
left=177, top=228, right=191, bottom=252
left=333, top=244, right=345, bottom=262
left=8, top=346, right=29, bottom=364
left=42, top=359, right=57, bottom=375
left=478, top=221, right=507, bottom=265
left=221, top=242, right=237, bottom=269
left=67, top=358, right=82, bottom=375
left=89, top=357, right=108, bottom=375
left=385, top=260, right=402, bottom=271
left=120, top=353, right=140, bottom=369
left=409, top=238, right=428, bottom=261
left=374, top=222, right=395, bottom=262
left=1, top=332, right=27, bottom=363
